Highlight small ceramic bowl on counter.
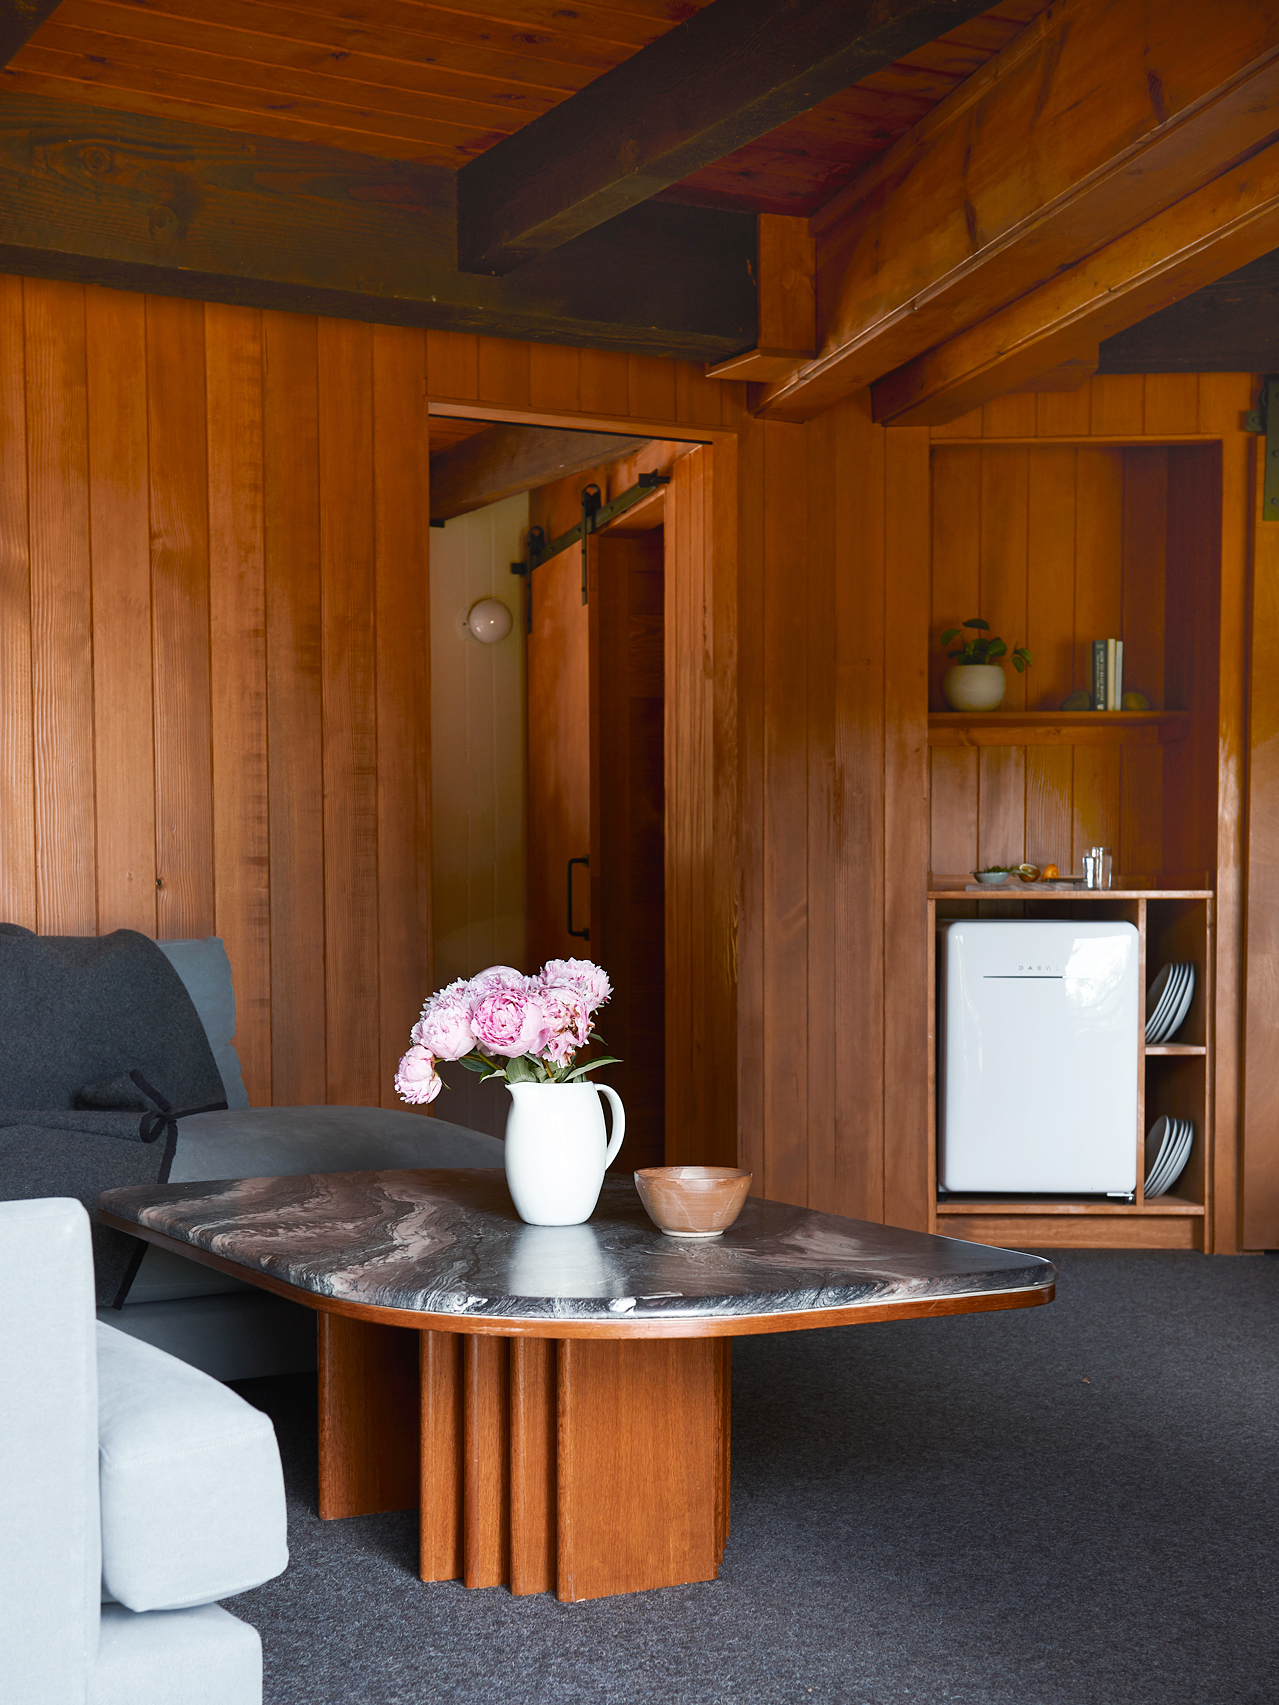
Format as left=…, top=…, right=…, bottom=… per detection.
left=634, top=1166, right=753, bottom=1238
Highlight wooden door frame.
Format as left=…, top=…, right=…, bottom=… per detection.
left=434, top=399, right=740, bottom=1174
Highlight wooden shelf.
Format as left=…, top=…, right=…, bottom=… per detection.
left=928, top=710, right=1190, bottom=747
left=929, top=881, right=1212, bottom=899
left=1145, top=1044, right=1207, bottom=1056
left=937, top=1195, right=1203, bottom=1216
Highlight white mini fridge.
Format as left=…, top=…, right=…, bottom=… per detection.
left=938, top=919, right=1139, bottom=1194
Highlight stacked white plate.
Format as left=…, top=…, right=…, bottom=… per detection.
left=1145, top=961, right=1195, bottom=1043
left=1144, top=1115, right=1193, bottom=1198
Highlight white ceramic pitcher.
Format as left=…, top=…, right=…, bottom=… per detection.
left=504, top=1081, right=625, bottom=1226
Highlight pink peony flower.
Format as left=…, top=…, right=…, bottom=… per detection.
left=539, top=984, right=592, bottom=1052
left=539, top=957, right=612, bottom=1013
left=414, top=988, right=476, bottom=1061
left=469, top=964, right=526, bottom=994
left=395, top=1044, right=441, bottom=1105
left=470, top=986, right=550, bottom=1059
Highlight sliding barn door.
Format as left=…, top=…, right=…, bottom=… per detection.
left=590, top=531, right=665, bottom=1172
left=526, top=542, right=590, bottom=971
left=526, top=526, right=666, bottom=1171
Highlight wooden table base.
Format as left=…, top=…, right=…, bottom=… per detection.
left=317, top=1315, right=731, bottom=1601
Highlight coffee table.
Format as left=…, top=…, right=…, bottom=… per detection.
left=99, top=1170, right=1054, bottom=1602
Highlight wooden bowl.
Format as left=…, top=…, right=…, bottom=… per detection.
left=633, top=1166, right=753, bottom=1238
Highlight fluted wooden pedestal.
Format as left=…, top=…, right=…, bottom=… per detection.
left=317, top=1315, right=729, bottom=1601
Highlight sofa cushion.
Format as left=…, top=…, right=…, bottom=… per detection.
left=96, top=1322, right=287, bottom=1612
left=169, top=1102, right=504, bottom=1184
left=156, top=939, right=249, bottom=1111
left=90, top=1603, right=261, bottom=1705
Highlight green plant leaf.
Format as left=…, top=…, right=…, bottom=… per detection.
left=940, top=627, right=960, bottom=645
left=964, top=617, right=990, bottom=631
left=480, top=1071, right=506, bottom=1085
left=505, top=1054, right=539, bottom=1083
left=561, top=1056, right=623, bottom=1080
left=986, top=638, right=1007, bottom=659
left=457, top=1054, right=493, bottom=1075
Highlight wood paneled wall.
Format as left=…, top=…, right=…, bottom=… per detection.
left=735, top=398, right=932, bottom=1227
left=665, top=444, right=738, bottom=1170
left=0, top=274, right=431, bottom=1109
left=734, top=376, right=1251, bottom=1251
left=928, top=442, right=1198, bottom=879
left=0, top=272, right=735, bottom=1123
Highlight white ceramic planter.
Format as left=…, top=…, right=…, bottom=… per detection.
left=943, top=663, right=1007, bottom=711
left=504, top=1081, right=625, bottom=1225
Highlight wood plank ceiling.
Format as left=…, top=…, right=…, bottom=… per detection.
left=3, top=0, right=1048, bottom=216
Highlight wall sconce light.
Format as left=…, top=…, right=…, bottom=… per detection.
left=464, top=597, right=514, bottom=644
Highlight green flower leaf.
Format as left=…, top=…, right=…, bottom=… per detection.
left=561, top=1056, right=623, bottom=1081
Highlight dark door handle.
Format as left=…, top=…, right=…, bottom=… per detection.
left=567, top=856, right=590, bottom=941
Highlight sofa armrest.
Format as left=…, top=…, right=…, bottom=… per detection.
left=0, top=1199, right=101, bottom=1705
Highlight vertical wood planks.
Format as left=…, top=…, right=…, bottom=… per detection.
left=25, top=278, right=96, bottom=933
left=883, top=427, right=931, bottom=1231
left=148, top=293, right=214, bottom=938
left=374, top=325, right=432, bottom=1108
left=735, top=419, right=766, bottom=1191
left=761, top=420, right=810, bottom=1207
left=263, top=310, right=326, bottom=1106
left=0, top=276, right=35, bottom=928
left=206, top=303, right=271, bottom=1104
left=833, top=394, right=886, bottom=1220
left=318, top=316, right=379, bottom=1105
left=805, top=410, right=837, bottom=1209
left=85, top=287, right=156, bottom=938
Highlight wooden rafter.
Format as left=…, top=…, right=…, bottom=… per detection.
left=430, top=426, right=651, bottom=522
left=0, top=95, right=756, bottom=359
left=871, top=139, right=1279, bottom=424
left=455, top=0, right=1004, bottom=275
left=755, top=0, right=1279, bottom=420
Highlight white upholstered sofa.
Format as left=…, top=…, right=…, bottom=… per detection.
left=1, top=1197, right=288, bottom=1705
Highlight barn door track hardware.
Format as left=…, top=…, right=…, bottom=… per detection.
left=510, top=472, right=670, bottom=601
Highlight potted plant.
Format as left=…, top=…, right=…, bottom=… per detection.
left=940, top=618, right=1033, bottom=711
left=396, top=958, right=623, bottom=1226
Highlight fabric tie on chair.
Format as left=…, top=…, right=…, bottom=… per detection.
left=0, top=926, right=228, bottom=1305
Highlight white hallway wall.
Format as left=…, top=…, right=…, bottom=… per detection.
left=429, top=492, right=528, bottom=1136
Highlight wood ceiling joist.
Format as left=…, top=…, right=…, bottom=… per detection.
left=455, top=0, right=1006, bottom=274
left=0, top=94, right=756, bottom=358
left=755, top=0, right=1279, bottom=421
left=430, top=425, right=651, bottom=522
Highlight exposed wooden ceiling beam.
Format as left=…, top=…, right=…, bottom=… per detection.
left=0, top=1, right=62, bottom=67
left=1098, top=247, right=1279, bottom=374
left=870, top=139, right=1279, bottom=424
left=754, top=0, right=1279, bottom=421
left=431, top=426, right=651, bottom=522
left=455, top=0, right=1002, bottom=275
left=0, top=96, right=756, bottom=360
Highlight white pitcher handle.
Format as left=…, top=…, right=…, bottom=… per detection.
left=597, top=1084, right=625, bottom=1168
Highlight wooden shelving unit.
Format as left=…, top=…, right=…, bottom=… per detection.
left=928, top=710, right=1190, bottom=746
left=928, top=884, right=1214, bottom=1251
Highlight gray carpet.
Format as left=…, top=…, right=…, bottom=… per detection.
left=229, top=1250, right=1279, bottom=1704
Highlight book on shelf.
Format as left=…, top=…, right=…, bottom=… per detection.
left=1092, top=638, right=1123, bottom=710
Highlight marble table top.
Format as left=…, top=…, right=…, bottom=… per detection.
left=99, top=1169, right=1055, bottom=1327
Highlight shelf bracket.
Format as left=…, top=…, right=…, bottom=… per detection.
left=1245, top=375, right=1279, bottom=522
